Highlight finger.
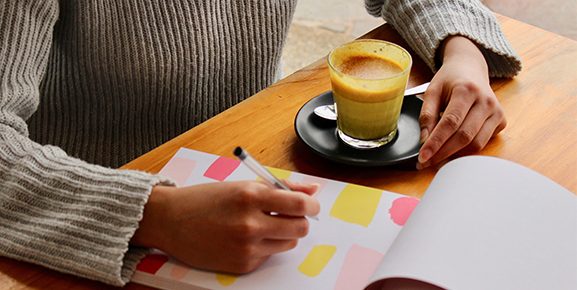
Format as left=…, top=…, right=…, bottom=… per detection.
left=226, top=237, right=300, bottom=273
left=419, top=104, right=488, bottom=167
left=260, top=215, right=311, bottom=240
left=221, top=253, right=271, bottom=275
left=419, top=89, right=474, bottom=164
left=418, top=83, right=443, bottom=143
left=260, top=238, right=300, bottom=255
left=282, top=179, right=320, bottom=196
left=453, top=112, right=506, bottom=158
left=418, top=101, right=505, bottom=169
left=259, top=189, right=320, bottom=218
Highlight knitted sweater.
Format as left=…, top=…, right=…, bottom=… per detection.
left=0, top=0, right=521, bottom=286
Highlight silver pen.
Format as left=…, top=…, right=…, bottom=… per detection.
left=234, top=147, right=319, bottom=221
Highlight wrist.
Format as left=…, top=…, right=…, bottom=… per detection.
left=130, top=185, right=172, bottom=249
left=438, top=35, right=488, bottom=73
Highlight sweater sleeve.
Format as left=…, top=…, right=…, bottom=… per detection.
left=0, top=0, right=175, bottom=286
left=364, top=0, right=522, bottom=78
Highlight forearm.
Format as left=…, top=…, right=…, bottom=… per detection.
left=0, top=128, right=175, bottom=285
left=0, top=0, right=176, bottom=285
left=365, top=0, right=522, bottom=77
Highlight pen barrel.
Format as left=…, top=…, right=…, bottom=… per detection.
left=234, top=147, right=291, bottom=191
left=234, top=147, right=319, bottom=221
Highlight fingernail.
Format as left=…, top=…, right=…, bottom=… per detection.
left=416, top=162, right=424, bottom=170
left=418, top=148, right=431, bottom=164
left=416, top=160, right=432, bottom=170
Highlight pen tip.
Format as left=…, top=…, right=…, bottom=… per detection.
left=233, top=147, right=243, bottom=157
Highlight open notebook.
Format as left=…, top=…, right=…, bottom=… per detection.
left=131, top=148, right=576, bottom=290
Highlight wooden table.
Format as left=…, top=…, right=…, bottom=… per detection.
left=1, top=13, right=576, bottom=290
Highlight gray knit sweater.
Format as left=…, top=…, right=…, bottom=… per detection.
left=0, top=0, right=521, bottom=286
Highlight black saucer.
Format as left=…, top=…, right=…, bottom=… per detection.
left=294, top=91, right=423, bottom=167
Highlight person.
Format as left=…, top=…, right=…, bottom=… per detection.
left=0, top=0, right=521, bottom=286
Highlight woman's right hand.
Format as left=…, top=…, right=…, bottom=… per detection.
left=131, top=180, right=320, bottom=274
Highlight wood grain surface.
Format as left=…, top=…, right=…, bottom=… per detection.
left=1, top=14, right=575, bottom=290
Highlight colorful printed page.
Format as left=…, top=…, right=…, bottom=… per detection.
left=131, top=147, right=419, bottom=290
left=365, top=156, right=577, bottom=290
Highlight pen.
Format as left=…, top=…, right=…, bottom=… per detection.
left=234, top=147, right=319, bottom=221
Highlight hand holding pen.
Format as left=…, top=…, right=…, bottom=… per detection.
left=133, top=151, right=320, bottom=274
left=235, top=147, right=320, bottom=221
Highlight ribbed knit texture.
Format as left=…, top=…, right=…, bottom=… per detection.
left=24, top=1, right=294, bottom=168
left=365, top=0, right=522, bottom=77
left=0, top=128, right=175, bottom=284
left=0, top=0, right=521, bottom=286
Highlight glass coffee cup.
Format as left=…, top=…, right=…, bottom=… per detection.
left=328, top=40, right=412, bottom=149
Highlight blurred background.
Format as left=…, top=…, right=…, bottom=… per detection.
left=282, top=0, right=577, bottom=77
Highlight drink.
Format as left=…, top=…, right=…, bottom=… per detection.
left=328, top=40, right=412, bottom=149
left=333, top=56, right=404, bottom=140
left=337, top=56, right=403, bottom=79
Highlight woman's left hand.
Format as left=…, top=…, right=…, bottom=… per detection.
left=417, top=35, right=507, bottom=170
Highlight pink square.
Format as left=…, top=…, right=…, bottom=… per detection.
left=158, top=157, right=197, bottom=187
left=203, top=156, right=241, bottom=181
left=334, top=244, right=384, bottom=290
